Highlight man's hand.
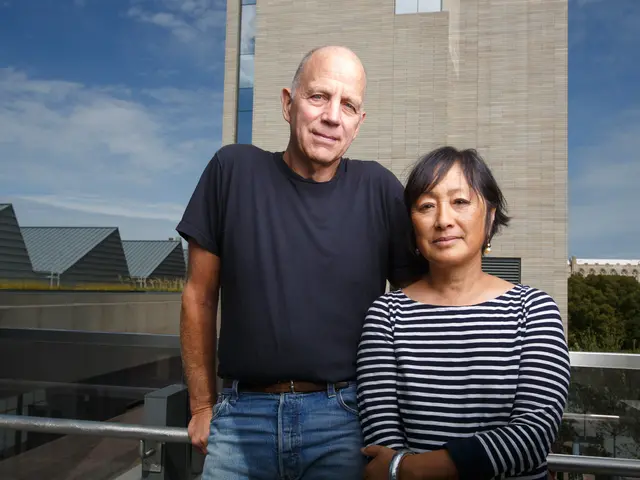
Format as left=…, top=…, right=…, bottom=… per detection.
left=361, top=445, right=397, bottom=480
left=188, top=407, right=213, bottom=455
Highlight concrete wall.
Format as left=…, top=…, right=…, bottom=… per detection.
left=0, top=292, right=182, bottom=334
left=223, top=0, right=569, bottom=326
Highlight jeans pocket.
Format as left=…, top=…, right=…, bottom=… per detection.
left=211, top=394, right=230, bottom=422
left=336, top=387, right=359, bottom=416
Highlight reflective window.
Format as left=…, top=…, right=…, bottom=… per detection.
left=237, top=111, right=253, bottom=145
left=396, top=0, right=441, bottom=14
left=395, top=0, right=418, bottom=15
left=236, top=1, right=256, bottom=143
left=417, top=0, right=441, bottom=13
left=238, top=88, right=254, bottom=112
left=240, top=4, right=256, bottom=55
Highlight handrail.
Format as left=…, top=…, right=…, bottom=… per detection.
left=0, top=414, right=188, bottom=443
left=1, top=414, right=640, bottom=475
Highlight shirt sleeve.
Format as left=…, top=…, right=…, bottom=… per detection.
left=176, top=152, right=224, bottom=257
left=444, top=290, right=571, bottom=480
left=383, top=171, right=427, bottom=288
left=356, top=295, right=408, bottom=449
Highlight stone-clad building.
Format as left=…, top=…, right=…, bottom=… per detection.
left=221, top=0, right=569, bottom=323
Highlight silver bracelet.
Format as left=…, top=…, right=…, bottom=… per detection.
left=389, top=450, right=413, bottom=480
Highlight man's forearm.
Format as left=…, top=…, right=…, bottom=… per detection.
left=180, top=293, right=218, bottom=414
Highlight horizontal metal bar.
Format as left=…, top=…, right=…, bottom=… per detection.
left=2, top=414, right=640, bottom=476
left=548, top=453, right=640, bottom=476
left=0, top=414, right=188, bottom=443
left=569, top=351, right=640, bottom=370
left=0, top=328, right=181, bottom=349
left=0, top=379, right=156, bottom=396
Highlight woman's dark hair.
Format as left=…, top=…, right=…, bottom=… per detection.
left=404, top=146, right=511, bottom=250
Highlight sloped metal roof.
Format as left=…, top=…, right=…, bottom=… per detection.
left=21, top=227, right=116, bottom=274
left=122, top=240, right=181, bottom=278
left=0, top=204, right=10, bottom=212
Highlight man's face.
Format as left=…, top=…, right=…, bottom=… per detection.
left=281, top=50, right=366, bottom=166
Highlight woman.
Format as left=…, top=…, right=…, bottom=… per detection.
left=356, top=146, right=570, bottom=480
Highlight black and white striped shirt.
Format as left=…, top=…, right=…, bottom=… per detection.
left=356, top=284, right=571, bottom=480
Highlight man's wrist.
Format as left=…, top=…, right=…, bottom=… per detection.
left=190, top=398, right=215, bottom=415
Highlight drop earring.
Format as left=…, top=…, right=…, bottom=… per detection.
left=483, top=242, right=492, bottom=255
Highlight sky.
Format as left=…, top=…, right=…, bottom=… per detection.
left=0, top=0, right=638, bottom=258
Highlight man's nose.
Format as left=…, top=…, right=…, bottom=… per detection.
left=322, top=98, right=341, bottom=125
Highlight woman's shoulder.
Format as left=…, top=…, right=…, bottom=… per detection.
left=368, top=289, right=406, bottom=309
left=509, top=284, right=559, bottom=307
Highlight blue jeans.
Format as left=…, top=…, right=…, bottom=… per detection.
left=201, top=381, right=365, bottom=480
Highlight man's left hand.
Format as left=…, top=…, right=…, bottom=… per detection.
left=361, top=445, right=398, bottom=480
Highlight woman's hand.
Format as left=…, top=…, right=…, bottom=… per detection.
left=362, top=445, right=459, bottom=480
left=361, top=445, right=401, bottom=480
left=362, top=445, right=397, bottom=480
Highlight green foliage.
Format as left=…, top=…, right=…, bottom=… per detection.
left=568, top=274, right=640, bottom=352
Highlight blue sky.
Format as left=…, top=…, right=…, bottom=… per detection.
left=0, top=0, right=638, bottom=258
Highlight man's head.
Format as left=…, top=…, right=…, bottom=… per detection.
left=281, top=45, right=367, bottom=168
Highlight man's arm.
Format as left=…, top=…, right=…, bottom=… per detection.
left=181, top=239, right=221, bottom=415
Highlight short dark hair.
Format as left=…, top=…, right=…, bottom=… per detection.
left=404, top=146, right=511, bottom=250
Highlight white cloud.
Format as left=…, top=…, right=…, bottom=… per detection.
left=0, top=67, right=222, bottom=237
left=126, top=0, right=226, bottom=61
left=569, top=110, right=640, bottom=258
left=15, top=194, right=183, bottom=223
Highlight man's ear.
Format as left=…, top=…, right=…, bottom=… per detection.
left=352, top=110, right=366, bottom=141
left=281, top=87, right=293, bottom=124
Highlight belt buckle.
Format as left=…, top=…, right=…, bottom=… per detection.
left=289, top=380, right=295, bottom=393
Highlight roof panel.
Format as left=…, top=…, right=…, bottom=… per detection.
left=0, top=204, right=9, bottom=212
left=123, top=240, right=180, bottom=278
left=21, top=227, right=116, bottom=274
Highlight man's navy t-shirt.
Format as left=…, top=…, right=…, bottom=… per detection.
left=176, top=144, right=422, bottom=383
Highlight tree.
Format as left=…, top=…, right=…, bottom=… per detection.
left=568, top=274, right=640, bottom=352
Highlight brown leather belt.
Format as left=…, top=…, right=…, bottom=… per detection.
left=222, top=379, right=350, bottom=394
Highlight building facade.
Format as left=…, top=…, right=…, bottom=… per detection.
left=222, top=0, right=569, bottom=324
left=568, top=257, right=640, bottom=281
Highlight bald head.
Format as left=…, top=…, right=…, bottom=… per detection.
left=290, top=46, right=367, bottom=102
left=280, top=45, right=367, bottom=170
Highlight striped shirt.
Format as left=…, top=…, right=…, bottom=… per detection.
left=356, top=284, right=571, bottom=480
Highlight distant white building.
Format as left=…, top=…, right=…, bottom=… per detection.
left=568, top=257, right=640, bottom=281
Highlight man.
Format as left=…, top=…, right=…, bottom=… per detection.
left=176, top=45, right=423, bottom=479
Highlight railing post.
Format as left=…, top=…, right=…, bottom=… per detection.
left=142, top=384, right=191, bottom=480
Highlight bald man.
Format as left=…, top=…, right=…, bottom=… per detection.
left=177, top=45, right=423, bottom=479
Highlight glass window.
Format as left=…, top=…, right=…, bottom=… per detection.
left=238, top=88, right=254, bottom=112
left=417, top=0, right=441, bottom=13
left=236, top=110, right=253, bottom=144
left=239, top=54, right=254, bottom=88
left=240, top=4, right=256, bottom=55
left=242, top=0, right=256, bottom=4
left=395, top=0, right=418, bottom=15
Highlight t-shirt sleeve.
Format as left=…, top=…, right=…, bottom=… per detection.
left=176, top=153, right=224, bottom=257
left=384, top=171, right=426, bottom=288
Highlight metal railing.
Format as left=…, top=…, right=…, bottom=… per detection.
left=1, top=414, right=640, bottom=477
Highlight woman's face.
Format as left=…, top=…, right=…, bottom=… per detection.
left=411, top=162, right=494, bottom=267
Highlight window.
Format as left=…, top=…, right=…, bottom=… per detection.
left=237, top=111, right=253, bottom=145
left=235, top=2, right=255, bottom=143
left=418, top=0, right=442, bottom=13
left=238, top=88, right=254, bottom=112
left=395, top=0, right=441, bottom=15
